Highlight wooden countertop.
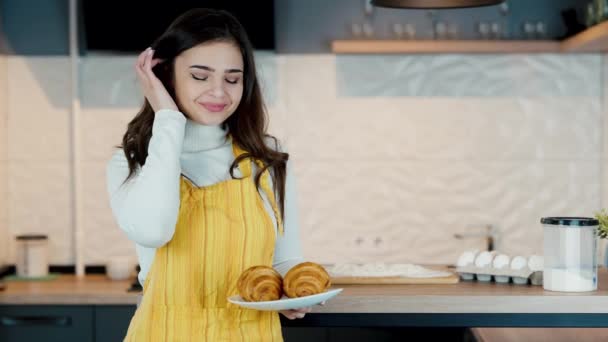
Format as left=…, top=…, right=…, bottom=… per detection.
left=0, top=275, right=139, bottom=305
left=3, top=269, right=608, bottom=314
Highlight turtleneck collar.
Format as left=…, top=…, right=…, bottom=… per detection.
left=182, top=119, right=230, bottom=152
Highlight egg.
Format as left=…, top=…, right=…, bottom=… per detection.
left=527, top=255, right=543, bottom=272
left=456, top=249, right=479, bottom=267
left=474, top=251, right=496, bottom=268
left=492, top=254, right=510, bottom=269
left=510, top=256, right=528, bottom=270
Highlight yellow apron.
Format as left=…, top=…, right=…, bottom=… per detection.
left=124, top=140, right=284, bottom=341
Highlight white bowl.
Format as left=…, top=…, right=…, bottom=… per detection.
left=106, top=256, right=135, bottom=281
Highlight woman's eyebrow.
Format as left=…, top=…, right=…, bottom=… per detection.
left=189, top=65, right=214, bottom=71
left=189, top=65, right=243, bottom=73
left=225, top=68, right=243, bottom=74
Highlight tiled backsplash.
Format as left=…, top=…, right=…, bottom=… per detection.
left=336, top=55, right=601, bottom=97
left=0, top=53, right=606, bottom=266
left=0, top=54, right=7, bottom=265
left=288, top=55, right=604, bottom=264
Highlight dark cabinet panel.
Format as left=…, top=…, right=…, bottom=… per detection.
left=0, top=305, right=94, bottom=342
left=94, top=305, right=136, bottom=342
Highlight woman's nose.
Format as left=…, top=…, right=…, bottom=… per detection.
left=209, top=79, right=226, bottom=98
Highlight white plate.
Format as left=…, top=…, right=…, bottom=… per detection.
left=227, top=288, right=343, bottom=311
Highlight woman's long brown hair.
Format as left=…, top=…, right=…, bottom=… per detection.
left=118, top=8, right=288, bottom=222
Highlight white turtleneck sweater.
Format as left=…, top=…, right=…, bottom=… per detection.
left=105, top=109, right=303, bottom=286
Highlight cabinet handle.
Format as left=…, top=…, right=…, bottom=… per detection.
left=0, top=316, right=72, bottom=326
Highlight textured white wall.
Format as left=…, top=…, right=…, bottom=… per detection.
left=285, top=54, right=602, bottom=264
left=6, top=57, right=72, bottom=264
left=0, top=54, right=7, bottom=266
left=601, top=55, right=608, bottom=265
left=2, top=53, right=605, bottom=267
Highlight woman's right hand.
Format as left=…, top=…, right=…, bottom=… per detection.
left=135, top=47, right=178, bottom=113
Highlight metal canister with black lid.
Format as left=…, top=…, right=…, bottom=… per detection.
left=541, top=217, right=598, bottom=292
left=15, top=234, right=49, bottom=278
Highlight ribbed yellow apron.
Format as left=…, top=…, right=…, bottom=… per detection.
left=124, top=140, right=284, bottom=341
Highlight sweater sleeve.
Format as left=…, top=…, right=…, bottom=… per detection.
left=105, top=109, right=187, bottom=248
left=271, top=148, right=305, bottom=277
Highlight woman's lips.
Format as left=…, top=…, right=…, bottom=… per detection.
left=200, top=102, right=227, bottom=112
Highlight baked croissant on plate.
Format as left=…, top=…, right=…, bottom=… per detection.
left=237, top=265, right=283, bottom=302
left=283, top=262, right=331, bottom=298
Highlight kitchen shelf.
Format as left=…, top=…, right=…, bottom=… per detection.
left=332, top=21, right=608, bottom=54
left=561, top=20, right=608, bottom=52
left=331, top=40, right=561, bottom=54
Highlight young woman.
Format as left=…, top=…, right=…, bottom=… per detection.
left=106, top=8, right=312, bottom=341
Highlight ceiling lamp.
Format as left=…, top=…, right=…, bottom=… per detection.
left=371, top=0, right=505, bottom=9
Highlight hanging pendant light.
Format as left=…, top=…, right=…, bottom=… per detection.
left=371, top=0, right=505, bottom=9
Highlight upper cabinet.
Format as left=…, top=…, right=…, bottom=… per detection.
left=332, top=21, right=608, bottom=54
left=276, top=0, right=599, bottom=54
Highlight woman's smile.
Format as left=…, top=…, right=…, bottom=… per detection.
left=199, top=102, right=228, bottom=112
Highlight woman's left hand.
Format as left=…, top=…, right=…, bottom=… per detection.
left=279, top=306, right=312, bottom=320
left=279, top=301, right=325, bottom=320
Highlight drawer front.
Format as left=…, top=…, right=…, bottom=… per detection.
left=95, top=305, right=136, bottom=342
left=0, top=305, right=93, bottom=342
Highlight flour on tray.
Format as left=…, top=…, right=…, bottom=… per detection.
left=327, top=263, right=451, bottom=278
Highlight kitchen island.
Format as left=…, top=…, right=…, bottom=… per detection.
left=290, top=266, right=608, bottom=328
left=2, top=267, right=608, bottom=342
left=2, top=267, right=608, bottom=327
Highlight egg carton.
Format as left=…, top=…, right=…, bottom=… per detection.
left=456, top=265, right=542, bottom=285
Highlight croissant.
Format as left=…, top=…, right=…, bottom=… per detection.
left=237, top=265, right=283, bottom=302
left=283, top=262, right=331, bottom=298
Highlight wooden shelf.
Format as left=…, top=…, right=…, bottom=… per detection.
left=332, top=21, right=608, bottom=54
left=562, top=20, right=608, bottom=52
left=332, top=40, right=561, bottom=54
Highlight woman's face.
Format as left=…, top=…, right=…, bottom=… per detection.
left=173, top=41, right=244, bottom=126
